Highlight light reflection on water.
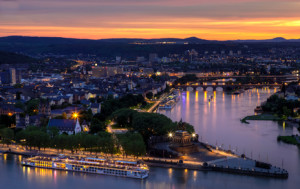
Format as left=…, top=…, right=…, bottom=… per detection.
left=1, top=88, right=299, bottom=189
left=159, top=88, right=300, bottom=189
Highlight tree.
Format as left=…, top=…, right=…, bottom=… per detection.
left=132, top=112, right=174, bottom=142
left=118, top=132, right=146, bottom=158
left=0, top=128, right=14, bottom=146
left=174, top=121, right=195, bottom=134
left=80, top=109, right=93, bottom=122
left=48, top=127, right=59, bottom=138
left=146, top=92, right=153, bottom=99
left=52, top=135, right=68, bottom=152
left=282, top=106, right=292, bottom=117
left=112, top=108, right=137, bottom=128
left=97, top=132, right=115, bottom=155
left=90, top=118, right=106, bottom=134
left=26, top=99, right=40, bottom=115
left=62, top=112, right=67, bottom=119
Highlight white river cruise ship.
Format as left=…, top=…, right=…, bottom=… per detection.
left=22, top=156, right=149, bottom=179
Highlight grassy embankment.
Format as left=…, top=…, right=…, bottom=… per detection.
left=277, top=136, right=300, bottom=145
left=241, top=114, right=283, bottom=124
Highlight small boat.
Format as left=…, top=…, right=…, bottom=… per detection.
left=254, top=106, right=263, bottom=113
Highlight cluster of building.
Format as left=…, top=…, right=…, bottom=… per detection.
left=65, top=46, right=300, bottom=76
left=0, top=63, right=172, bottom=134
left=1, top=44, right=300, bottom=134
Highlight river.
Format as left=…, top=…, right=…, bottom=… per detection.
left=1, top=88, right=299, bottom=189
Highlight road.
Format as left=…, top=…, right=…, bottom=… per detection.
left=107, top=121, right=128, bottom=134
left=147, top=88, right=175, bottom=113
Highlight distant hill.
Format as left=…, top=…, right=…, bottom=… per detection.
left=0, top=51, right=35, bottom=65
left=99, top=37, right=211, bottom=44
left=0, top=36, right=299, bottom=46
left=0, top=36, right=91, bottom=45
left=0, top=36, right=210, bottom=44
left=0, top=36, right=214, bottom=57
left=228, top=37, right=300, bottom=43
left=0, top=36, right=300, bottom=57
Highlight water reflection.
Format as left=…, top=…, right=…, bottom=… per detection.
left=159, top=88, right=299, bottom=188
left=0, top=88, right=299, bottom=189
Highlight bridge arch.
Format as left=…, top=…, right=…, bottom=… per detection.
left=206, top=86, right=214, bottom=91
left=196, top=86, right=204, bottom=91
left=216, top=86, right=224, bottom=91
left=186, top=86, right=194, bottom=91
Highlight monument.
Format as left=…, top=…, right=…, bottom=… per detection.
left=169, top=120, right=198, bottom=153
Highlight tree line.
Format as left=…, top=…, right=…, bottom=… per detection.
left=112, top=108, right=195, bottom=143
left=262, top=94, right=300, bottom=118
left=0, top=126, right=146, bottom=157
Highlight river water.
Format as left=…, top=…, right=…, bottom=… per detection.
left=1, top=88, right=300, bottom=189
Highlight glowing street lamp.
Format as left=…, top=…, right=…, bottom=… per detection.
left=72, top=112, right=79, bottom=119
left=168, top=133, right=173, bottom=138
left=192, top=133, right=196, bottom=138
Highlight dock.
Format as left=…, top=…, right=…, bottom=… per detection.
left=207, top=157, right=288, bottom=178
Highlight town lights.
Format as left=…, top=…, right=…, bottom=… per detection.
left=72, top=112, right=79, bottom=119
left=192, top=133, right=196, bottom=138
left=168, top=133, right=173, bottom=138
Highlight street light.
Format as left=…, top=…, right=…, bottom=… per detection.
left=192, top=133, right=196, bottom=138
left=168, top=133, right=173, bottom=138
left=72, top=112, right=79, bottom=119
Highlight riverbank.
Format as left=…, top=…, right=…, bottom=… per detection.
left=0, top=142, right=289, bottom=179
left=277, top=135, right=300, bottom=146
left=241, top=114, right=283, bottom=124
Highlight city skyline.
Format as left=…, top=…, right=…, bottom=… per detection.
left=1, top=0, right=300, bottom=40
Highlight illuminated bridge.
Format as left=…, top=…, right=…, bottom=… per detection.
left=175, top=83, right=282, bottom=91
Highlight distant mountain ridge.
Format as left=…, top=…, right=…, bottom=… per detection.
left=1, top=36, right=299, bottom=44
left=0, top=51, right=35, bottom=64
left=229, top=37, right=300, bottom=43
left=1, top=36, right=300, bottom=57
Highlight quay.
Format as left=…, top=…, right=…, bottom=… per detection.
left=207, top=157, right=288, bottom=178
left=139, top=156, right=288, bottom=179
left=1, top=143, right=288, bottom=179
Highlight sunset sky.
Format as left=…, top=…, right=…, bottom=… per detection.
left=1, top=0, right=300, bottom=40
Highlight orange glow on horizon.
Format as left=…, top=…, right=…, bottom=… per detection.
left=1, top=17, right=300, bottom=40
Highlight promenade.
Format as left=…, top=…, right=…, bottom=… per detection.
left=0, top=143, right=288, bottom=179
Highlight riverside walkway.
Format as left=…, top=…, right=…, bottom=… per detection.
left=207, top=157, right=288, bottom=178
left=1, top=144, right=288, bottom=179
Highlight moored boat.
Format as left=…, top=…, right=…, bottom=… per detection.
left=254, top=106, right=263, bottom=113
left=22, top=156, right=149, bottom=179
